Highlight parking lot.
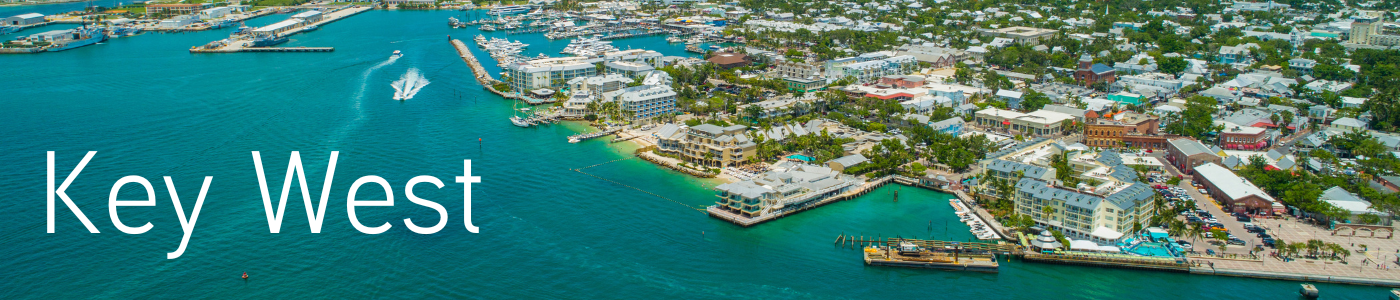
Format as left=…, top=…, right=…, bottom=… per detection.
left=1158, top=157, right=1400, bottom=280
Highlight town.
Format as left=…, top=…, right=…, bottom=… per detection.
left=8, top=0, right=1400, bottom=295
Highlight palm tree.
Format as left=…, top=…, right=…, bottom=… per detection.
left=1186, top=224, right=1204, bottom=244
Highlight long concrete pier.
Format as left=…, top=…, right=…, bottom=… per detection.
left=189, top=5, right=370, bottom=53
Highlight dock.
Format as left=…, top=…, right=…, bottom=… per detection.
left=568, top=128, right=621, bottom=143
left=190, top=46, right=333, bottom=53
left=708, top=175, right=894, bottom=227
left=188, top=5, right=370, bottom=53
left=845, top=236, right=1014, bottom=272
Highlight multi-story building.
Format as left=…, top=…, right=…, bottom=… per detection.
left=1014, top=177, right=1155, bottom=242
left=1075, top=54, right=1116, bottom=86
left=147, top=3, right=206, bottom=16
left=1350, top=18, right=1400, bottom=47
left=603, top=60, right=655, bottom=78
left=1215, top=121, right=1269, bottom=150
left=1083, top=111, right=1169, bottom=149
left=602, top=84, right=677, bottom=121
left=1165, top=138, right=1221, bottom=174
left=895, top=44, right=972, bottom=68
left=655, top=124, right=758, bottom=168
left=711, top=162, right=860, bottom=219
left=973, top=107, right=1075, bottom=137
left=503, top=57, right=598, bottom=92
left=839, top=55, right=919, bottom=84
left=775, top=60, right=823, bottom=79
left=977, top=26, right=1059, bottom=45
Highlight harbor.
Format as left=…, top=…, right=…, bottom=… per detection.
left=187, top=5, right=371, bottom=53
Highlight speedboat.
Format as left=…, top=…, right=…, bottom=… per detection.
left=392, top=50, right=402, bottom=58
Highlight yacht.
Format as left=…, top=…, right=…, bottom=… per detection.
left=487, top=5, right=533, bottom=16
left=303, top=25, right=318, bottom=32
left=510, top=116, right=531, bottom=127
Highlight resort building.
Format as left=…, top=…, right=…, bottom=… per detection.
left=601, top=84, right=677, bottom=121
left=1192, top=163, right=1283, bottom=215
left=655, top=124, right=758, bottom=168
left=1349, top=18, right=1400, bottom=47
left=1014, top=177, right=1155, bottom=242
left=566, top=74, right=633, bottom=99
left=1165, top=138, right=1220, bottom=174
left=712, top=162, right=861, bottom=219
left=1083, top=111, right=1169, bottom=149
left=774, top=60, right=823, bottom=79
left=503, top=57, right=599, bottom=92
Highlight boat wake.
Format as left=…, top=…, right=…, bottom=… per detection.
left=390, top=68, right=430, bottom=100
left=326, top=55, right=398, bottom=147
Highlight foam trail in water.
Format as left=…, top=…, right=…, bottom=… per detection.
left=390, top=68, right=430, bottom=100
left=326, top=55, right=398, bottom=147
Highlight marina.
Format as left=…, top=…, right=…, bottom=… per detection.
left=3, top=3, right=1399, bottom=298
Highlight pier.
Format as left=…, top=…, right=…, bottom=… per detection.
left=709, top=176, right=894, bottom=227
left=843, top=236, right=1014, bottom=272
left=188, top=5, right=370, bottom=53
left=567, top=128, right=620, bottom=143
left=190, top=47, right=333, bottom=53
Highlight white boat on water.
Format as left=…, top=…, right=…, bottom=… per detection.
left=392, top=50, right=402, bottom=58
left=511, top=116, right=531, bottom=127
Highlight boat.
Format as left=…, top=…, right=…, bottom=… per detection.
left=510, top=116, right=531, bottom=127
left=1389, top=288, right=1400, bottom=300
left=45, top=27, right=107, bottom=52
left=487, top=5, right=534, bottom=16
left=303, top=25, right=318, bottom=32
left=392, top=50, right=402, bottom=58
left=708, top=45, right=720, bottom=51
left=1299, top=284, right=1318, bottom=298
left=0, top=26, right=15, bottom=35
left=481, top=24, right=496, bottom=31
left=251, top=35, right=288, bottom=47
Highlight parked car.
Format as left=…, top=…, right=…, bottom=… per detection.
left=1228, top=238, right=1246, bottom=245
left=1262, top=237, right=1276, bottom=247
left=1236, top=215, right=1251, bottom=222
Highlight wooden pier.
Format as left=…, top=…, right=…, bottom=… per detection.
left=845, top=236, right=1013, bottom=272
left=568, top=128, right=621, bottom=143
left=191, top=46, right=333, bottom=53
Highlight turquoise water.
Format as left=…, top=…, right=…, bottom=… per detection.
left=0, top=9, right=1393, bottom=299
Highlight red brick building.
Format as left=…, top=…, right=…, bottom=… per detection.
left=1075, top=54, right=1116, bottom=86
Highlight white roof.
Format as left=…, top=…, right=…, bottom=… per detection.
left=11, top=13, right=44, bottom=19
left=254, top=19, right=302, bottom=33
left=1193, top=163, right=1276, bottom=203
left=1091, top=227, right=1124, bottom=240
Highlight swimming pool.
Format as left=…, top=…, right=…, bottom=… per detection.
left=787, top=154, right=815, bottom=162
left=1128, top=242, right=1176, bottom=257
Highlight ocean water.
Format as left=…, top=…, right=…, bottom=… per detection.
left=0, top=10, right=1392, bottom=299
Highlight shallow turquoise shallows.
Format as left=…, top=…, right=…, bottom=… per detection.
left=0, top=10, right=1391, bottom=299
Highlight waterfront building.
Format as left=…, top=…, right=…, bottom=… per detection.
left=601, top=84, right=677, bottom=121
left=1083, top=111, right=1168, bottom=149
left=712, top=162, right=860, bottom=218
left=826, top=154, right=868, bottom=172
left=655, top=124, right=757, bottom=168
left=1014, top=177, right=1155, bottom=242
left=253, top=18, right=303, bottom=36
left=1165, top=138, right=1220, bottom=174
left=198, top=7, right=231, bottom=20
left=4, top=13, right=44, bottom=26
left=1192, top=163, right=1283, bottom=215
left=291, top=10, right=324, bottom=24
left=503, top=57, right=599, bottom=92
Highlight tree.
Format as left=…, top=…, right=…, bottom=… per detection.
left=1164, top=96, right=1222, bottom=140
left=1020, top=89, right=1052, bottom=111
left=1364, top=89, right=1400, bottom=131
left=1159, top=56, right=1188, bottom=74
left=1212, top=229, right=1229, bottom=254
